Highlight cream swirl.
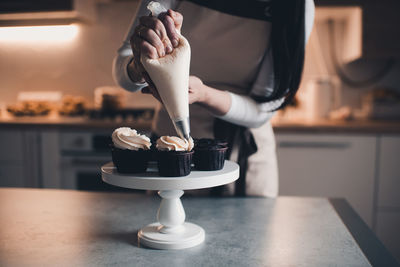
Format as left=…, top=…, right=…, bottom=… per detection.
left=112, top=127, right=151, bottom=150
left=156, top=136, right=194, bottom=151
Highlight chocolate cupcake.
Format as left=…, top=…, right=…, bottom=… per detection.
left=111, top=127, right=152, bottom=173
left=156, top=136, right=194, bottom=177
left=193, top=138, right=228, bottom=171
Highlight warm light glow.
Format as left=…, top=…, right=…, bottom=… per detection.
left=0, top=24, right=79, bottom=43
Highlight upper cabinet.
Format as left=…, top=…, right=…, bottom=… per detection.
left=316, top=0, right=400, bottom=59
left=0, top=0, right=95, bottom=26
left=362, top=0, right=400, bottom=58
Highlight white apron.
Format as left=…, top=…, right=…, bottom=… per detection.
left=153, top=1, right=278, bottom=197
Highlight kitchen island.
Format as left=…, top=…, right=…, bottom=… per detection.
left=0, top=188, right=397, bottom=266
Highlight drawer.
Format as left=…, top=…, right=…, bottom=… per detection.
left=377, top=136, right=400, bottom=208
left=276, top=134, right=376, bottom=226
left=0, top=130, right=23, bottom=161
left=60, top=132, right=93, bottom=152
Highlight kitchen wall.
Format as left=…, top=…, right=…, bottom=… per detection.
left=1, top=1, right=399, bottom=111
left=300, top=11, right=400, bottom=111
left=0, top=0, right=156, bottom=107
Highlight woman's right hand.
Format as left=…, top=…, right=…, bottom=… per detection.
left=128, top=9, right=183, bottom=85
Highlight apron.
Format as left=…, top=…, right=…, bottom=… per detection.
left=152, top=1, right=278, bottom=197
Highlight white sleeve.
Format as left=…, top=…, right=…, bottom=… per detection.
left=216, top=93, right=284, bottom=128
left=112, top=0, right=177, bottom=92
left=217, top=0, right=315, bottom=128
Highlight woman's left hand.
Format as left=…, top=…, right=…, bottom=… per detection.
left=188, top=75, right=207, bottom=104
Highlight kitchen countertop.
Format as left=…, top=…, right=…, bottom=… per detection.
left=0, top=188, right=397, bottom=266
left=0, top=116, right=153, bottom=131
left=0, top=115, right=399, bottom=133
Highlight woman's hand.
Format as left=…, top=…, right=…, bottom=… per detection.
left=128, top=9, right=183, bottom=84
left=141, top=75, right=207, bottom=105
left=188, top=76, right=207, bottom=104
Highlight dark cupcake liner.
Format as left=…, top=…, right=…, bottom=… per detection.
left=193, top=145, right=228, bottom=171
left=157, top=150, right=193, bottom=177
left=194, top=138, right=228, bottom=149
left=111, top=145, right=150, bottom=174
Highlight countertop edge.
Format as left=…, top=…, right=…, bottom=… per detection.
left=329, top=198, right=399, bottom=267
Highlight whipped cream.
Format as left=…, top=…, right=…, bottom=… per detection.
left=112, top=127, right=151, bottom=150
left=141, top=35, right=191, bottom=127
left=156, top=136, right=194, bottom=151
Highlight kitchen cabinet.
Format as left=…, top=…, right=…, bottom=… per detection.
left=375, top=135, right=400, bottom=262
left=362, top=0, right=400, bottom=58
left=0, top=164, right=25, bottom=187
left=0, top=130, right=24, bottom=161
left=377, top=136, right=400, bottom=208
left=0, top=0, right=94, bottom=26
left=376, top=211, right=400, bottom=263
left=0, top=130, right=25, bottom=187
left=276, top=133, right=376, bottom=226
left=315, top=0, right=400, bottom=58
left=0, top=130, right=41, bottom=187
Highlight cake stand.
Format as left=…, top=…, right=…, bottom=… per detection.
left=101, top=160, right=239, bottom=250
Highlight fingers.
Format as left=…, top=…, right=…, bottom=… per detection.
left=140, top=16, right=173, bottom=54
left=159, top=12, right=180, bottom=47
left=140, top=39, right=159, bottom=59
left=135, top=26, right=165, bottom=58
left=131, top=10, right=184, bottom=60
left=141, top=86, right=163, bottom=103
left=168, top=9, right=183, bottom=33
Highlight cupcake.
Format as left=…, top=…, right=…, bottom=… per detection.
left=193, top=138, right=228, bottom=171
left=156, top=136, right=194, bottom=177
left=111, top=127, right=152, bottom=173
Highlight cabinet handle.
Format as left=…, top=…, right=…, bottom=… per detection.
left=278, top=141, right=350, bottom=149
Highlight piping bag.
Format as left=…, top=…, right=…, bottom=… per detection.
left=141, top=1, right=191, bottom=140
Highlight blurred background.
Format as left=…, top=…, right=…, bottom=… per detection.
left=0, top=0, right=399, bottom=261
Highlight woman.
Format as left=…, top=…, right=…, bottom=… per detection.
left=113, top=0, right=314, bottom=197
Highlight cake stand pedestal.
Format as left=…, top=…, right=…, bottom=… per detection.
left=101, top=160, right=239, bottom=250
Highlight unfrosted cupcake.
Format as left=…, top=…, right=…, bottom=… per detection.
left=193, top=138, right=228, bottom=171
left=111, top=127, right=151, bottom=173
left=156, top=136, right=194, bottom=177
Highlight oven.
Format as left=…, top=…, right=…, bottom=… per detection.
left=59, top=131, right=143, bottom=192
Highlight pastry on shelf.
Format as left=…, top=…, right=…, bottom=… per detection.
left=58, top=95, right=87, bottom=116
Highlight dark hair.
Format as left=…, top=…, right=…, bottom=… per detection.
left=253, top=0, right=305, bottom=109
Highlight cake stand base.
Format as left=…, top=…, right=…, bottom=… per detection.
left=101, top=161, right=240, bottom=250
left=138, top=222, right=205, bottom=250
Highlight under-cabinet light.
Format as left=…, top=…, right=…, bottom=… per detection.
left=0, top=24, right=79, bottom=43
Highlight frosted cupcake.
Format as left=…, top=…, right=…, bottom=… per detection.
left=156, top=136, right=194, bottom=177
left=111, top=127, right=151, bottom=173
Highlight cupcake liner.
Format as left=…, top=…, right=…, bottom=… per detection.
left=111, top=145, right=150, bottom=174
left=157, top=150, right=193, bottom=177
left=194, top=145, right=228, bottom=171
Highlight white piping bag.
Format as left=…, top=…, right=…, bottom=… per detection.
left=141, top=1, right=191, bottom=140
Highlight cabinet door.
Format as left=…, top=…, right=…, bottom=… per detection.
left=377, top=136, right=400, bottom=208
left=0, top=164, right=25, bottom=187
left=276, top=134, right=376, bottom=226
left=0, top=130, right=23, bottom=161
left=376, top=212, right=400, bottom=262
left=363, top=0, right=400, bottom=58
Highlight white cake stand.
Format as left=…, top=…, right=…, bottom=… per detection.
left=101, top=160, right=239, bottom=250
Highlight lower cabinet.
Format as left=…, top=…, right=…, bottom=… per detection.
left=376, top=135, right=400, bottom=262
left=0, top=164, right=25, bottom=187
left=275, top=133, right=376, bottom=227
left=376, top=211, right=400, bottom=263
left=0, top=130, right=25, bottom=187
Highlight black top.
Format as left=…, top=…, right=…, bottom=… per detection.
left=184, top=0, right=272, bottom=21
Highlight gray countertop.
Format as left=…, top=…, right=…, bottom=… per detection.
left=0, top=188, right=396, bottom=266
left=1, top=116, right=400, bottom=133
